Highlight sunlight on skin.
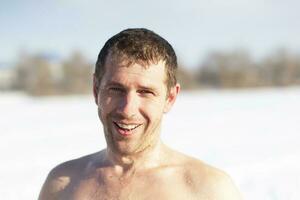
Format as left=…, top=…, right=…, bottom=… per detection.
left=51, top=176, right=71, bottom=192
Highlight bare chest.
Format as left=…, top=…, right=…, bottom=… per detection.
left=68, top=173, right=198, bottom=200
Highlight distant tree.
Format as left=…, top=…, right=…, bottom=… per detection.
left=61, top=51, right=93, bottom=94
left=14, top=50, right=94, bottom=96
left=177, top=66, right=199, bottom=90
left=15, top=52, right=55, bottom=95
left=260, top=49, right=300, bottom=86
left=197, top=49, right=260, bottom=88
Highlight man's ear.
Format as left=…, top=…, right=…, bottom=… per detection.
left=163, top=83, right=180, bottom=113
left=93, top=74, right=99, bottom=105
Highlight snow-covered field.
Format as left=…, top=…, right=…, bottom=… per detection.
left=1, top=88, right=300, bottom=200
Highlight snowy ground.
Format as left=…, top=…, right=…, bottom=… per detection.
left=1, top=87, right=300, bottom=199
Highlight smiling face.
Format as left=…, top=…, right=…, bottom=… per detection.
left=93, top=56, right=179, bottom=155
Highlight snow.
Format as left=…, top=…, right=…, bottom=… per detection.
left=1, top=88, right=300, bottom=199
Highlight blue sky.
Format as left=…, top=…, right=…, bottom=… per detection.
left=1, top=0, right=300, bottom=68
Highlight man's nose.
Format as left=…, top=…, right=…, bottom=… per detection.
left=117, top=91, right=139, bottom=118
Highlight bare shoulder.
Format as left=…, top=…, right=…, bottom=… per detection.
left=38, top=151, right=101, bottom=200
left=170, top=151, right=242, bottom=200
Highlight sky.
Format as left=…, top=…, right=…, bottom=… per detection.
left=1, top=0, right=300, bottom=68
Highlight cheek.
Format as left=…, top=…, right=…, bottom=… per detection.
left=140, top=100, right=165, bottom=119
left=99, top=94, right=114, bottom=110
left=97, top=95, right=114, bottom=123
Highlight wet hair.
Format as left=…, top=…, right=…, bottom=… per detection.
left=94, top=28, right=177, bottom=91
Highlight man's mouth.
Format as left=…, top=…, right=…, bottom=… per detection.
left=113, top=121, right=142, bottom=135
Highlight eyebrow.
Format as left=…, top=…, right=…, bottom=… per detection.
left=105, top=81, right=124, bottom=88
left=137, top=85, right=157, bottom=92
left=105, top=81, right=158, bottom=92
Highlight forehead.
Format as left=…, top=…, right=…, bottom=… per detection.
left=102, top=56, right=167, bottom=87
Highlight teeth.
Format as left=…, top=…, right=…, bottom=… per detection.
left=115, top=122, right=140, bottom=130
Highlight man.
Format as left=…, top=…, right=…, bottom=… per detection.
left=39, top=28, right=241, bottom=200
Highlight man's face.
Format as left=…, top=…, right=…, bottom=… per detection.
left=93, top=56, right=179, bottom=155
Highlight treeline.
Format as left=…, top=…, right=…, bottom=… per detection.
left=13, top=51, right=93, bottom=96
left=179, top=48, right=300, bottom=90
left=7, top=48, right=300, bottom=95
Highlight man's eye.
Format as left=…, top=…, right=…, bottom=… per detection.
left=138, top=90, right=154, bottom=96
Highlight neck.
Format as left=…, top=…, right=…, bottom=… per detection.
left=104, top=140, right=166, bottom=176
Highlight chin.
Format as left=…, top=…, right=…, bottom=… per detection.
left=110, top=139, right=146, bottom=155
left=104, top=126, right=154, bottom=155
left=111, top=146, right=138, bottom=156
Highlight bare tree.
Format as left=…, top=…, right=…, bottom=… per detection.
left=15, top=52, right=55, bottom=95
left=61, top=51, right=93, bottom=94
left=197, top=49, right=260, bottom=88
left=260, top=49, right=300, bottom=86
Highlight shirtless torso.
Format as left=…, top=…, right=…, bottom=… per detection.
left=39, top=28, right=241, bottom=200
left=39, top=145, right=241, bottom=200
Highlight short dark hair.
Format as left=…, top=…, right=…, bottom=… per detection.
left=95, top=28, right=178, bottom=91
